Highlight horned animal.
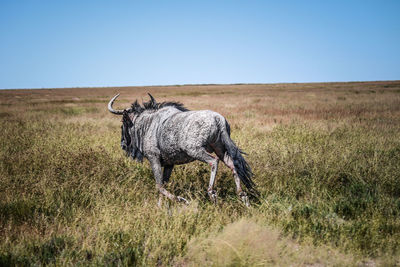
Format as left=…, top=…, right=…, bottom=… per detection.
left=108, top=93, right=256, bottom=206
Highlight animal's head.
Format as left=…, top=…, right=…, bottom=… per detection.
left=108, top=93, right=188, bottom=161
left=107, top=93, right=157, bottom=161
left=120, top=110, right=133, bottom=154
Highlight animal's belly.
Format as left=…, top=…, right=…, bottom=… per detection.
left=160, top=151, right=195, bottom=166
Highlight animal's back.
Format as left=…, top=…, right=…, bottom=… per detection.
left=158, top=109, right=226, bottom=164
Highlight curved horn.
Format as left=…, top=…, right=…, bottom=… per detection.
left=108, top=94, right=124, bottom=115
left=148, top=93, right=157, bottom=104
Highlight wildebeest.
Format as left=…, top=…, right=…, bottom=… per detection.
left=108, top=93, right=256, bottom=206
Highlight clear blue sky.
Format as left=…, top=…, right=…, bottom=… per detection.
left=1, top=0, right=399, bottom=89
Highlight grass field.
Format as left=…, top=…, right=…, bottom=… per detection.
left=1, top=81, right=400, bottom=266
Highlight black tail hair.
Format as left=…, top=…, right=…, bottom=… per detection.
left=220, top=131, right=257, bottom=194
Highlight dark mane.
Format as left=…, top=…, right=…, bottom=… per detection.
left=130, top=94, right=189, bottom=115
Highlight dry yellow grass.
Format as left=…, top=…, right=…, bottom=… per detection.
left=1, top=81, right=400, bottom=265
left=182, top=218, right=359, bottom=266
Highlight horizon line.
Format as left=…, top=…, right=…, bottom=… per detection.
left=1, top=79, right=399, bottom=90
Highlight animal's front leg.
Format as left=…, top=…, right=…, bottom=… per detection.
left=150, top=160, right=189, bottom=205
left=158, top=165, right=174, bottom=207
left=162, top=165, right=174, bottom=184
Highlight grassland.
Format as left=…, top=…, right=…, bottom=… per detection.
left=1, top=81, right=400, bottom=266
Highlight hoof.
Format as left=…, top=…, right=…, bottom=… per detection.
left=239, top=192, right=250, bottom=207
left=157, top=196, right=163, bottom=208
left=177, top=196, right=190, bottom=205
left=208, top=190, right=218, bottom=204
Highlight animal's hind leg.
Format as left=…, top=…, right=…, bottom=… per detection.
left=207, top=156, right=219, bottom=204
left=221, top=153, right=250, bottom=207
left=190, top=149, right=219, bottom=204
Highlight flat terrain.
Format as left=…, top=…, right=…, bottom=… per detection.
left=1, top=81, right=400, bottom=265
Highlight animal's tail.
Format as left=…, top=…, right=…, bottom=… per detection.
left=220, top=123, right=257, bottom=194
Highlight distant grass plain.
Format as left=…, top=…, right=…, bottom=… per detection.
left=1, top=81, right=400, bottom=266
